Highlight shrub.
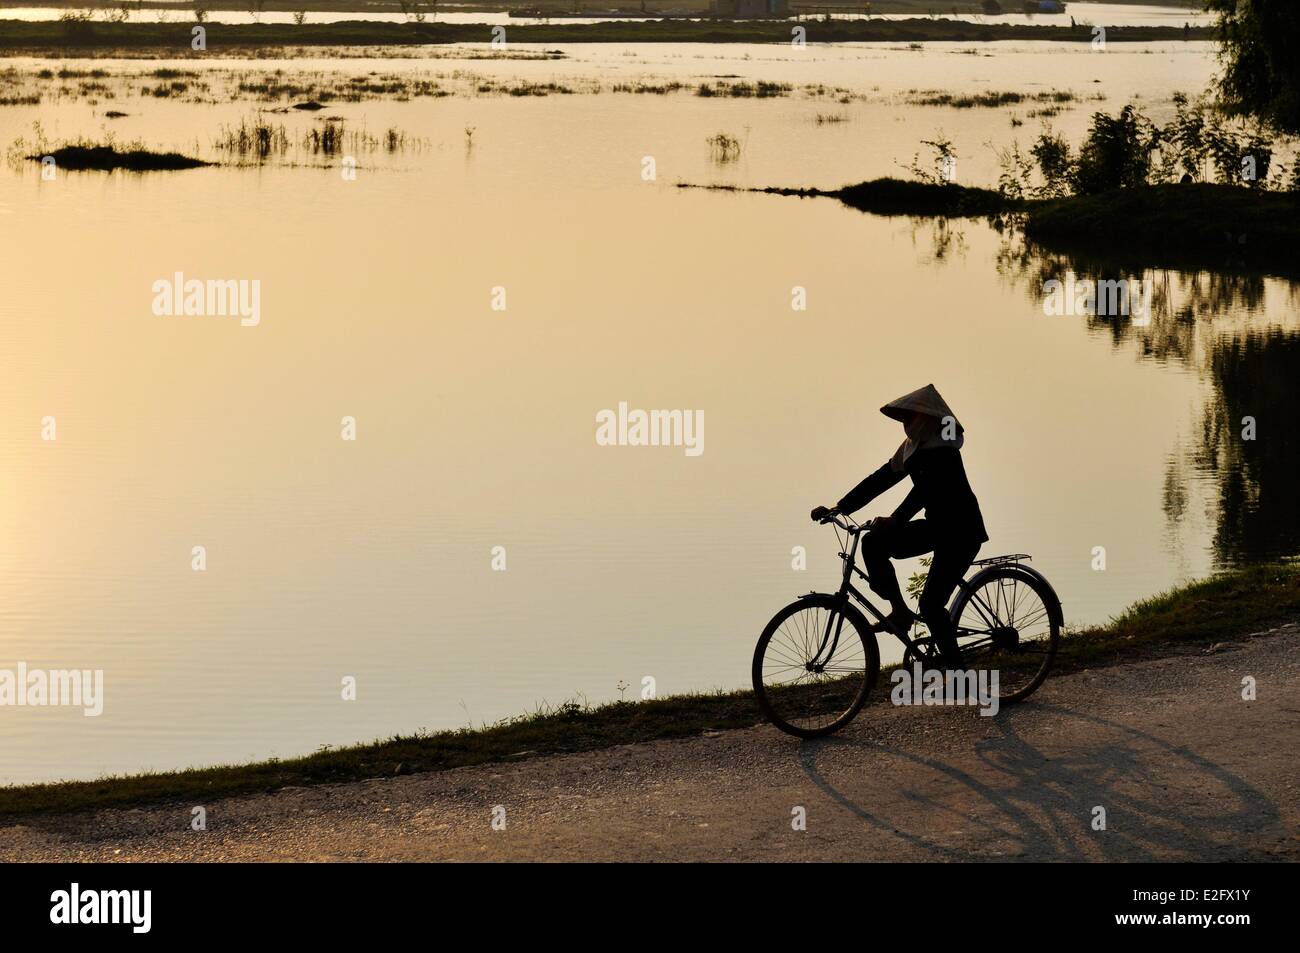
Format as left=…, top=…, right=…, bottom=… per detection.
left=1072, top=105, right=1157, bottom=195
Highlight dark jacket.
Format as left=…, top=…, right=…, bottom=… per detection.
left=837, top=446, right=988, bottom=545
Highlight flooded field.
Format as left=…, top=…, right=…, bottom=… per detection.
left=2, top=36, right=1297, bottom=784
left=0, top=2, right=1216, bottom=27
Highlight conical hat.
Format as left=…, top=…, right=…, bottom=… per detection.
left=880, top=383, right=959, bottom=429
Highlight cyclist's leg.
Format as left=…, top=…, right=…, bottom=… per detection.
left=917, top=540, right=981, bottom=668
left=861, top=520, right=934, bottom=628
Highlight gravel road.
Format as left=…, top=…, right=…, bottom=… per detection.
left=3, top=626, right=1298, bottom=862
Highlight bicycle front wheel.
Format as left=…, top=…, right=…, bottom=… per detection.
left=752, top=594, right=880, bottom=738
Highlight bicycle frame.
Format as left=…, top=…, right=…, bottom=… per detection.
left=808, top=515, right=1025, bottom=668
left=808, top=518, right=902, bottom=669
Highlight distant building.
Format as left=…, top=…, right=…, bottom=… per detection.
left=710, top=0, right=791, bottom=17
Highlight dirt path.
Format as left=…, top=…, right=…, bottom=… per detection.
left=4, top=626, right=1299, bottom=862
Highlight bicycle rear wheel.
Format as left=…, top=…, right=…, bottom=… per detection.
left=949, top=566, right=1060, bottom=703
left=752, top=594, right=880, bottom=738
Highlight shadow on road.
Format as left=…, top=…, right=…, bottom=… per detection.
left=797, top=702, right=1281, bottom=860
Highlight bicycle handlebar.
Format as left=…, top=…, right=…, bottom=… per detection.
left=812, top=509, right=863, bottom=534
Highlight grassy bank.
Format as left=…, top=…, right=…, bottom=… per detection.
left=0, top=18, right=1212, bottom=53
left=837, top=178, right=1013, bottom=217
left=1021, top=183, right=1300, bottom=276
left=2, top=563, right=1297, bottom=818
left=34, top=143, right=211, bottom=170
left=679, top=179, right=1013, bottom=216
left=812, top=178, right=1300, bottom=278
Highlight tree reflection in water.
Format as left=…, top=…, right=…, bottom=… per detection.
left=989, top=224, right=1300, bottom=567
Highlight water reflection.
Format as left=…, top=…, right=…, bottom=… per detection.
left=989, top=225, right=1300, bottom=566
left=1177, top=331, right=1300, bottom=566
left=908, top=216, right=969, bottom=266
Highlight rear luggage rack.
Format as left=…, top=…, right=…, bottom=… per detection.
left=973, top=553, right=1032, bottom=567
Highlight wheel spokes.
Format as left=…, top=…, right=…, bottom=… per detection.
left=759, top=604, right=871, bottom=732
left=954, top=574, right=1057, bottom=698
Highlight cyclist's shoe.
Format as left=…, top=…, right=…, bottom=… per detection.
left=870, top=610, right=916, bottom=636
left=937, top=649, right=966, bottom=670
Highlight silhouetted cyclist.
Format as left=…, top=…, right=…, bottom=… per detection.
left=812, top=384, right=987, bottom=669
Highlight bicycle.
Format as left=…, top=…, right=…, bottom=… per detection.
left=751, top=510, right=1063, bottom=738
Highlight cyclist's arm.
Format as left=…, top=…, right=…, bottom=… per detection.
left=891, top=485, right=924, bottom=523
left=836, top=461, right=905, bottom=515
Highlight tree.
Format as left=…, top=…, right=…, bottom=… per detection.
left=1205, top=0, right=1300, bottom=133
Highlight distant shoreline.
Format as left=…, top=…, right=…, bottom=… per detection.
left=0, top=18, right=1215, bottom=52
left=680, top=179, right=1300, bottom=280
left=0, top=0, right=1214, bottom=13
left=2, top=564, right=1296, bottom=818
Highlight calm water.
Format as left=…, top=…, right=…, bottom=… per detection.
left=2, top=39, right=1296, bottom=784
left=0, top=3, right=1214, bottom=27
